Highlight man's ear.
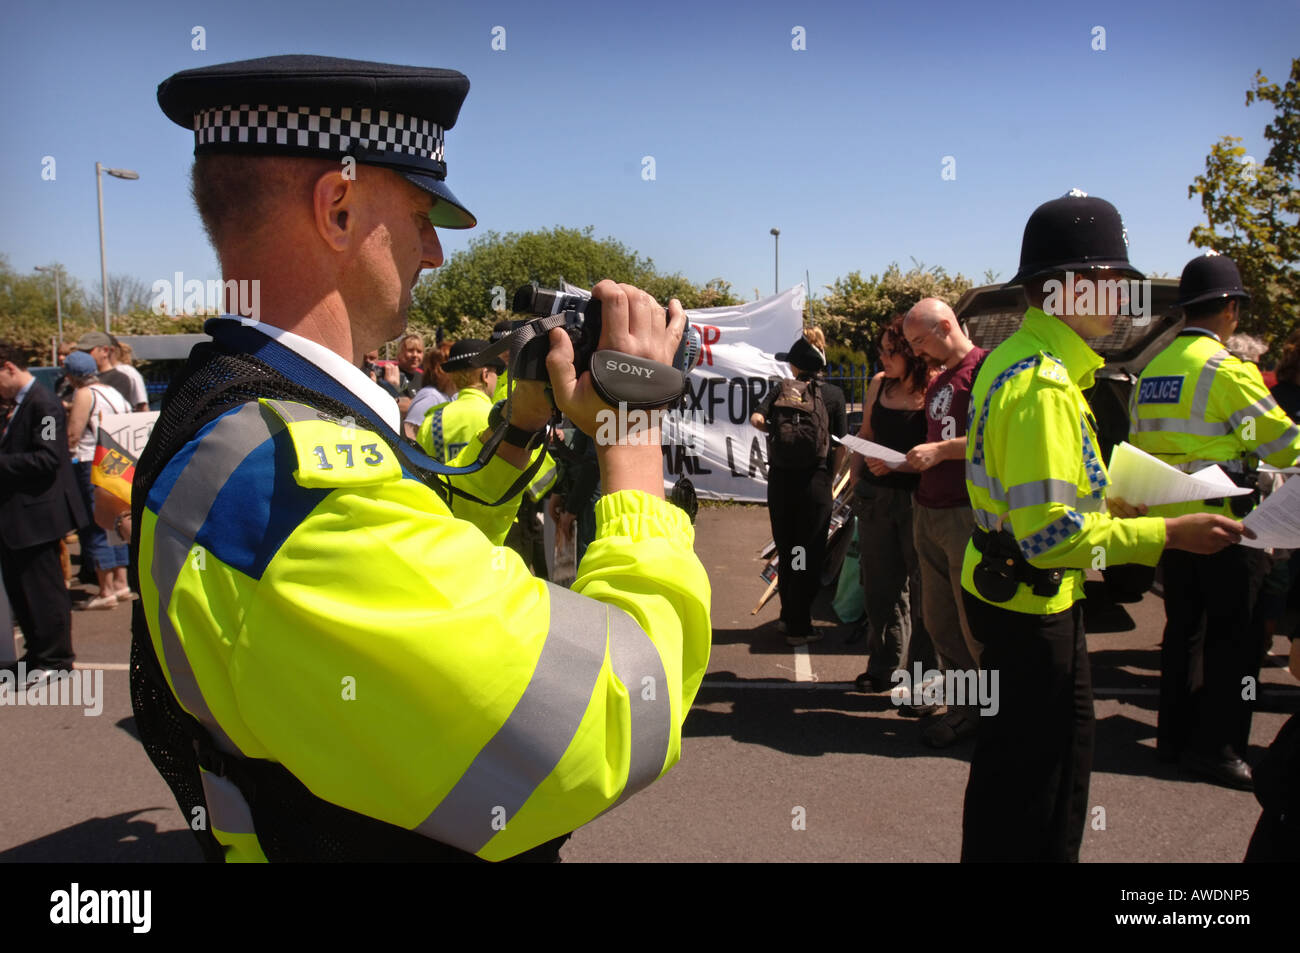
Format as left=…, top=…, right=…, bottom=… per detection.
left=312, top=169, right=356, bottom=252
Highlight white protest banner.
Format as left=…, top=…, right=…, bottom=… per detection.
left=669, top=287, right=806, bottom=501
left=559, top=284, right=806, bottom=501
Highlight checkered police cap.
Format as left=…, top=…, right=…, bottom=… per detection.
left=157, top=55, right=476, bottom=229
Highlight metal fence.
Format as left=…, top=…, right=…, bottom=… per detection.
left=823, top=362, right=872, bottom=408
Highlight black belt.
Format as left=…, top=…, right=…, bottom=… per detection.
left=971, top=526, right=1065, bottom=601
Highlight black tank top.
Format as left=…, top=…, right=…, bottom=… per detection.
left=860, top=380, right=925, bottom=492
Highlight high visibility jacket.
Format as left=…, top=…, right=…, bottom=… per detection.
left=417, top=386, right=492, bottom=463
left=961, top=309, right=1167, bottom=615
left=417, top=385, right=557, bottom=531
left=1129, top=329, right=1300, bottom=517
left=491, top=371, right=562, bottom=502
left=133, top=324, right=711, bottom=863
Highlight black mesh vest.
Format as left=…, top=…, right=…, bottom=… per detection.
left=128, top=335, right=565, bottom=862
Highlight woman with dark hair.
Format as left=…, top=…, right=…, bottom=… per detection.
left=849, top=316, right=936, bottom=692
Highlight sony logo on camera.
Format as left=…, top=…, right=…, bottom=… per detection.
left=605, top=358, right=655, bottom=379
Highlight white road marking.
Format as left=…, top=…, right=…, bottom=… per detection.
left=72, top=662, right=129, bottom=671
left=793, top=645, right=813, bottom=682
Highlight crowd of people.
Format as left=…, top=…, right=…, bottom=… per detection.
left=2, top=53, right=1298, bottom=865
left=750, top=216, right=1300, bottom=862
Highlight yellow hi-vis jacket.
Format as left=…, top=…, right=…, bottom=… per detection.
left=961, top=309, right=1167, bottom=615
left=416, top=387, right=557, bottom=534
left=138, top=396, right=711, bottom=862
left=1129, top=329, right=1300, bottom=518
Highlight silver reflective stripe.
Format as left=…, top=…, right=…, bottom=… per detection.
left=972, top=507, right=999, bottom=531
left=1227, top=395, right=1279, bottom=432
left=606, top=606, right=671, bottom=807
left=1130, top=415, right=1229, bottom=437
left=966, top=461, right=1005, bottom=500
left=1190, top=348, right=1228, bottom=420
left=1006, top=478, right=1078, bottom=510
left=1256, top=425, right=1300, bottom=461
left=149, top=401, right=279, bottom=754
left=417, top=584, right=613, bottom=854
left=263, top=398, right=318, bottom=423
left=200, top=769, right=256, bottom=835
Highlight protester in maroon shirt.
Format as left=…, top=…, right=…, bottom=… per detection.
left=901, top=298, right=988, bottom=747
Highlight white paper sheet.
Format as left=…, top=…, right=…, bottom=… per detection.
left=1106, top=441, right=1253, bottom=507
left=836, top=433, right=906, bottom=468
left=1242, top=476, right=1300, bottom=549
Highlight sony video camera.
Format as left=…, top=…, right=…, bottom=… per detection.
left=500, top=283, right=701, bottom=410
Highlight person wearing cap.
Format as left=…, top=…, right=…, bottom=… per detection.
left=1129, top=253, right=1300, bottom=789
left=63, top=349, right=132, bottom=609
left=960, top=192, right=1249, bottom=862
left=416, top=338, right=505, bottom=465
left=75, top=331, right=138, bottom=410
left=750, top=328, right=847, bottom=646
left=133, top=55, right=710, bottom=863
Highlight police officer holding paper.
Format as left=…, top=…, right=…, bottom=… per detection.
left=960, top=191, right=1249, bottom=862
left=1130, top=253, right=1300, bottom=789
left=131, top=55, right=711, bottom=862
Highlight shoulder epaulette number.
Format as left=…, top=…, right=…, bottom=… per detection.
left=260, top=398, right=402, bottom=488
left=1035, top=353, right=1071, bottom=388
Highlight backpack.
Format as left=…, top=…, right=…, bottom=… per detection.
left=767, top=377, right=830, bottom=468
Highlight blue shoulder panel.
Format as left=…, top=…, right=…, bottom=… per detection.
left=194, top=427, right=332, bottom=580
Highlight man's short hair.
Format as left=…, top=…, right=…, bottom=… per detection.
left=1184, top=296, right=1234, bottom=324
left=190, top=154, right=336, bottom=252
left=0, top=342, right=26, bottom=369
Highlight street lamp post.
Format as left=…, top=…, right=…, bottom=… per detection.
left=34, top=265, right=63, bottom=355
left=96, top=162, right=140, bottom=333
left=770, top=228, right=780, bottom=295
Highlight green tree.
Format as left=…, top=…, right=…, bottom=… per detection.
left=408, top=225, right=738, bottom=340
left=1188, top=58, right=1300, bottom=340
left=819, top=259, right=974, bottom=358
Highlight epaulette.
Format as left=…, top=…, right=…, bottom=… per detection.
left=260, top=398, right=402, bottom=488
left=1034, top=352, right=1071, bottom=388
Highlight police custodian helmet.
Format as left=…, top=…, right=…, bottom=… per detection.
left=1176, top=252, right=1251, bottom=308
left=1006, top=189, right=1144, bottom=287
left=157, top=55, right=477, bottom=229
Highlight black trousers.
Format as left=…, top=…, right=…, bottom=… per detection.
left=767, top=466, right=832, bottom=636
left=960, top=591, right=1093, bottom=862
left=1158, top=546, right=1268, bottom=761
left=0, top=538, right=74, bottom=668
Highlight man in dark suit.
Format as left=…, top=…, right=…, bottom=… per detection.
left=0, top=343, right=88, bottom=674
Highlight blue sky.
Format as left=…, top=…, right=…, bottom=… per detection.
left=1, top=0, right=1296, bottom=309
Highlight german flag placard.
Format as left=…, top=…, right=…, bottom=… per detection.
left=91, top=427, right=136, bottom=503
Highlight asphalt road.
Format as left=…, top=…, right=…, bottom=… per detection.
left=2, top=505, right=1296, bottom=864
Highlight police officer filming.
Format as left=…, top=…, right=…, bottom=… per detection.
left=129, top=56, right=712, bottom=863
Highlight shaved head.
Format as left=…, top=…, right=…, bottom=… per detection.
left=903, top=297, right=971, bottom=367
left=906, top=298, right=955, bottom=331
